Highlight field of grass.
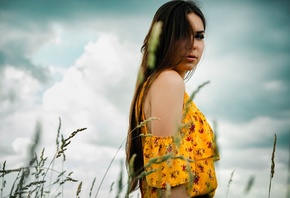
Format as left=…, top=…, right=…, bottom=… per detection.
left=0, top=103, right=283, bottom=198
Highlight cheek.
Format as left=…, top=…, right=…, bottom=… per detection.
left=199, top=42, right=205, bottom=54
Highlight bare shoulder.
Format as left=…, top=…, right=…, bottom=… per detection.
left=151, top=70, right=185, bottom=93
left=147, top=70, right=185, bottom=136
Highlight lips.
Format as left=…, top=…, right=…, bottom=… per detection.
left=188, top=55, right=196, bottom=58
left=186, top=55, right=197, bottom=61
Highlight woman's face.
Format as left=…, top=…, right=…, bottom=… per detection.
left=174, top=12, right=205, bottom=78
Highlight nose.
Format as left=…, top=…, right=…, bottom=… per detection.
left=189, top=41, right=197, bottom=52
left=192, top=40, right=197, bottom=51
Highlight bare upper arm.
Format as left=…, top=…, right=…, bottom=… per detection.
left=146, top=70, right=185, bottom=137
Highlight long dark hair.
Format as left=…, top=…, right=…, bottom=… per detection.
left=126, top=0, right=206, bottom=192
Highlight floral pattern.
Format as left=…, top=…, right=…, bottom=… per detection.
left=137, top=87, right=220, bottom=198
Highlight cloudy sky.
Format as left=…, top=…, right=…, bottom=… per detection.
left=0, top=0, right=289, bottom=197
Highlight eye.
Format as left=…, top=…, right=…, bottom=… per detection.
left=195, top=33, right=205, bottom=40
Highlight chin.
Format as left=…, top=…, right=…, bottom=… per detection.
left=186, top=65, right=197, bottom=71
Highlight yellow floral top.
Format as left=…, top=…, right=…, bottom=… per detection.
left=137, top=84, right=220, bottom=198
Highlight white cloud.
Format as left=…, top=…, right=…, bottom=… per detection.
left=1, top=1, right=289, bottom=197
left=12, top=137, right=31, bottom=157
left=35, top=33, right=142, bottom=197
left=4, top=66, right=42, bottom=101
left=218, top=116, right=286, bottom=147
left=0, top=67, right=43, bottom=156
left=42, top=34, right=139, bottom=146
left=0, top=33, right=139, bottom=197
left=212, top=115, right=289, bottom=198
left=51, top=23, right=63, bottom=45
left=263, top=80, right=287, bottom=92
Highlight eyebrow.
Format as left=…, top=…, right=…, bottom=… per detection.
left=195, top=30, right=205, bottom=34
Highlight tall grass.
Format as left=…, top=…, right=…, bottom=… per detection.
left=0, top=116, right=282, bottom=197
left=0, top=119, right=86, bottom=198
left=224, top=133, right=277, bottom=198
left=226, top=169, right=235, bottom=198
left=268, top=133, right=277, bottom=198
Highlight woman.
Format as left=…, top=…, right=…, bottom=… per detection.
left=126, top=0, right=219, bottom=197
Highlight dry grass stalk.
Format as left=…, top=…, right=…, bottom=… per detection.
left=116, top=161, right=124, bottom=198
left=212, top=120, right=220, bottom=161
left=137, top=21, right=162, bottom=83
left=56, top=127, right=87, bottom=160
left=226, top=169, right=235, bottom=198
left=109, top=182, right=115, bottom=194
left=76, top=181, right=82, bottom=198
left=268, top=133, right=277, bottom=198
left=165, top=183, right=171, bottom=198
left=89, top=177, right=96, bottom=197
left=95, top=116, right=160, bottom=198
left=0, top=120, right=84, bottom=197
left=0, top=161, right=6, bottom=197
left=147, top=21, right=162, bottom=69
left=244, top=175, right=255, bottom=195
left=183, top=81, right=210, bottom=116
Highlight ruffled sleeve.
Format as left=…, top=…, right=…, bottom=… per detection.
left=142, top=134, right=195, bottom=188
left=138, top=89, right=219, bottom=197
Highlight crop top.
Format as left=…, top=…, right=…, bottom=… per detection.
left=136, top=81, right=219, bottom=197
